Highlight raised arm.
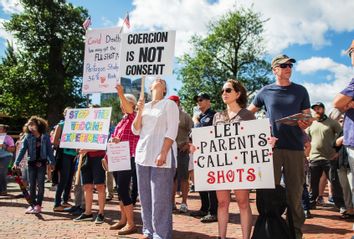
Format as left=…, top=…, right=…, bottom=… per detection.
left=116, top=84, right=134, bottom=114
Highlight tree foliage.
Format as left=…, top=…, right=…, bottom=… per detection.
left=177, top=7, right=272, bottom=114
left=0, top=0, right=88, bottom=126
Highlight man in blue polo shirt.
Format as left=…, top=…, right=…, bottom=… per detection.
left=333, top=40, right=354, bottom=208
left=248, top=54, right=311, bottom=239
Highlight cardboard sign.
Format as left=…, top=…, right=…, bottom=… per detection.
left=82, top=27, right=122, bottom=94
left=60, top=107, right=112, bottom=150
left=106, top=142, right=131, bottom=172
left=119, top=30, right=176, bottom=77
left=191, top=118, right=275, bottom=191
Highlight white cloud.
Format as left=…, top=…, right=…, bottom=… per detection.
left=0, top=0, right=22, bottom=14
left=129, top=0, right=234, bottom=56
left=128, top=0, right=354, bottom=56
left=296, top=57, right=354, bottom=110
left=0, top=18, right=17, bottom=49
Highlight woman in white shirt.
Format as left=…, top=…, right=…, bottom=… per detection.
left=132, top=78, right=179, bottom=239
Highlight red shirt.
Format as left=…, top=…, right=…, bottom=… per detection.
left=112, top=112, right=139, bottom=157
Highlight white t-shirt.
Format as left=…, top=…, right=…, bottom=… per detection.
left=132, top=99, right=179, bottom=168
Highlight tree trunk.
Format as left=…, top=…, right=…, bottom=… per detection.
left=46, top=37, right=65, bottom=128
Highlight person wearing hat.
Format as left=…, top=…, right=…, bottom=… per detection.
left=190, top=92, right=218, bottom=223
left=168, top=95, right=194, bottom=214
left=306, top=102, right=346, bottom=215
left=0, top=124, right=15, bottom=196
left=248, top=54, right=311, bottom=239
left=333, top=40, right=354, bottom=213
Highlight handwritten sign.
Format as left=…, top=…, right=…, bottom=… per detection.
left=82, top=27, right=122, bottom=94
left=106, top=142, right=131, bottom=172
left=60, top=107, right=112, bottom=150
left=119, top=30, right=175, bottom=77
left=191, top=118, right=275, bottom=191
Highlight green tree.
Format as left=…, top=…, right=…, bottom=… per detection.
left=177, top=7, right=272, bottom=114
left=101, top=95, right=123, bottom=126
left=0, top=0, right=88, bottom=126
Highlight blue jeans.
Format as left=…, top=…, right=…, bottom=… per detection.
left=28, top=162, right=46, bottom=206
left=54, top=154, right=76, bottom=207
left=0, top=156, right=12, bottom=193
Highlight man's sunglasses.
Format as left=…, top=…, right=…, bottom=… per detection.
left=220, top=88, right=233, bottom=95
left=278, top=63, right=293, bottom=69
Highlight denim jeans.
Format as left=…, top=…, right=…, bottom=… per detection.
left=0, top=156, right=12, bottom=193
left=28, top=162, right=46, bottom=206
left=54, top=154, right=75, bottom=207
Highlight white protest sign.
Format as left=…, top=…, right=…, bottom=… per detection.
left=106, top=142, right=131, bottom=172
left=60, top=107, right=112, bottom=150
left=0, top=133, right=6, bottom=144
left=82, top=27, right=122, bottom=94
left=119, top=30, right=175, bottom=77
left=192, top=118, right=275, bottom=191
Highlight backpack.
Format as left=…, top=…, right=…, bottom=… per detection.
left=251, top=185, right=295, bottom=239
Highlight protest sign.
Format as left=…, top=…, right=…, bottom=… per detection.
left=0, top=133, right=6, bottom=144
left=82, top=27, right=122, bottom=94
left=60, top=107, right=112, bottom=150
left=106, top=142, right=131, bottom=172
left=191, top=118, right=275, bottom=191
left=119, top=30, right=175, bottom=77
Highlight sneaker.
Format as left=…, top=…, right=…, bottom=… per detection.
left=31, top=205, right=42, bottom=214
left=95, top=213, right=105, bottom=224
left=73, top=213, right=93, bottom=222
left=200, top=214, right=217, bottom=223
left=316, top=196, right=324, bottom=205
left=328, top=196, right=334, bottom=205
left=190, top=210, right=208, bottom=218
left=340, top=207, right=347, bottom=214
left=64, top=206, right=79, bottom=213
left=25, top=206, right=34, bottom=214
left=53, top=205, right=65, bottom=212
left=179, top=203, right=188, bottom=213
left=71, top=207, right=85, bottom=216
left=304, top=210, right=313, bottom=219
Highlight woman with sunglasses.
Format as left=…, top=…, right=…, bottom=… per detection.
left=213, top=79, right=255, bottom=239
left=132, top=78, right=179, bottom=239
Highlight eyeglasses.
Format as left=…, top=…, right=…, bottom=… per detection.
left=197, top=98, right=204, bottom=102
left=278, top=63, right=293, bottom=69
left=220, top=88, right=233, bottom=95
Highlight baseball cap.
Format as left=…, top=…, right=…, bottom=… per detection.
left=311, top=102, right=325, bottom=109
left=168, top=95, right=180, bottom=103
left=194, top=93, right=210, bottom=102
left=271, top=54, right=296, bottom=68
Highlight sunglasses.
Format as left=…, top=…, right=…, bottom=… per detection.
left=197, top=98, right=205, bottom=102
left=278, top=63, right=293, bottom=69
left=220, top=88, right=233, bottom=95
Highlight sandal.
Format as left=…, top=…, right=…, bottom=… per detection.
left=118, top=225, right=138, bottom=235
left=109, top=221, right=126, bottom=230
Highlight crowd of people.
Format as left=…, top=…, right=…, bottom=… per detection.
left=0, top=39, right=353, bottom=239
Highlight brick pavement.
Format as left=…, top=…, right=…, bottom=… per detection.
left=0, top=179, right=353, bottom=239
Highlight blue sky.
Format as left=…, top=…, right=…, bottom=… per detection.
left=0, top=0, right=353, bottom=110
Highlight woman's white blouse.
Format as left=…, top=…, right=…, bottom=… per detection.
left=132, top=99, right=179, bottom=168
